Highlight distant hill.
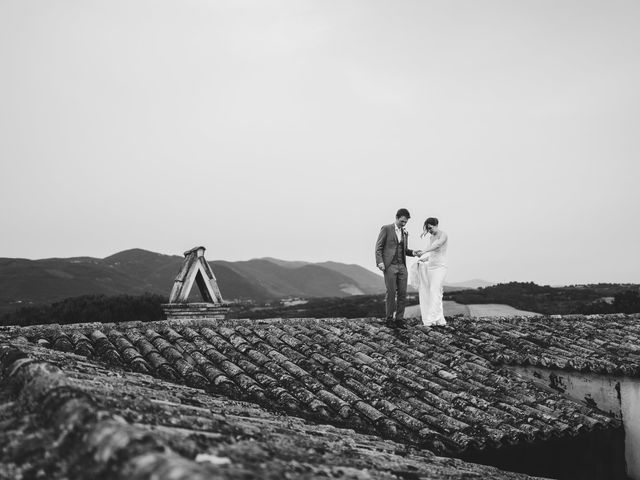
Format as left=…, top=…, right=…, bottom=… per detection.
left=0, top=249, right=524, bottom=315
left=0, top=249, right=386, bottom=314
left=4, top=251, right=636, bottom=317
left=258, top=258, right=311, bottom=269
left=316, top=261, right=385, bottom=294
left=213, top=259, right=374, bottom=298
left=0, top=257, right=146, bottom=304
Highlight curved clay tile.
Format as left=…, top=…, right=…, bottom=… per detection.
left=70, top=331, right=94, bottom=357
left=52, top=331, right=73, bottom=352
left=15, top=315, right=630, bottom=461
left=90, top=330, right=122, bottom=366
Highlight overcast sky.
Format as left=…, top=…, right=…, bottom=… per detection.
left=1, top=0, right=639, bottom=285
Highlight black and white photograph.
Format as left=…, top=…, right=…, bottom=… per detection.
left=1, top=1, right=639, bottom=479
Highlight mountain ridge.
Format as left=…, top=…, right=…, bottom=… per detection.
left=0, top=249, right=384, bottom=313
left=0, top=248, right=492, bottom=314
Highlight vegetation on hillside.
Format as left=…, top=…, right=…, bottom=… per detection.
left=228, top=294, right=418, bottom=319
left=3, top=282, right=639, bottom=327
left=1, top=293, right=166, bottom=327
left=1, top=293, right=408, bottom=326
left=0, top=252, right=388, bottom=316
left=445, top=282, right=640, bottom=315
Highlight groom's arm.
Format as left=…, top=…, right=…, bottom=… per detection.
left=405, top=233, right=415, bottom=257
left=375, top=226, right=386, bottom=269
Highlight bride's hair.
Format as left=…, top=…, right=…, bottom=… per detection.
left=421, top=217, right=439, bottom=238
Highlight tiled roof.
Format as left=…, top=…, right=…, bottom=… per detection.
left=7, top=317, right=619, bottom=457
left=0, top=340, right=545, bottom=480
left=442, top=314, right=640, bottom=375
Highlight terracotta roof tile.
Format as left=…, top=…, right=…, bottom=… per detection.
left=445, top=314, right=640, bottom=376
left=7, top=317, right=623, bottom=461
left=91, top=329, right=123, bottom=366
left=0, top=341, right=546, bottom=480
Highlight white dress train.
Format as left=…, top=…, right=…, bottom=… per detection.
left=416, top=230, right=448, bottom=326
left=417, top=263, right=447, bottom=326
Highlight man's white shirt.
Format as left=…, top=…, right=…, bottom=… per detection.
left=394, top=225, right=403, bottom=243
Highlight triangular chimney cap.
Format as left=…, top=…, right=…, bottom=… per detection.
left=183, top=246, right=206, bottom=257
left=168, top=246, right=223, bottom=304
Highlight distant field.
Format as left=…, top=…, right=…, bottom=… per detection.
left=405, top=301, right=538, bottom=319
left=405, top=301, right=469, bottom=318
left=467, top=303, right=538, bottom=317
left=444, top=301, right=471, bottom=316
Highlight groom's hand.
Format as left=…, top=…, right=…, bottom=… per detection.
left=377, top=262, right=385, bottom=272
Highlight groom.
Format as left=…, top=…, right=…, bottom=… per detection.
left=375, top=208, right=419, bottom=329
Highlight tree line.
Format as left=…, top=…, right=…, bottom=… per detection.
left=1, top=293, right=166, bottom=327
left=444, top=282, right=640, bottom=315
left=3, top=282, right=639, bottom=327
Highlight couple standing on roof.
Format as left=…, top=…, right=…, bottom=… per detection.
left=375, top=208, right=448, bottom=329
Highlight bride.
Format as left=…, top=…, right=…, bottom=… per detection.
left=413, top=217, right=448, bottom=326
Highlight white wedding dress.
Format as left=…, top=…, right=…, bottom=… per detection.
left=415, top=231, right=448, bottom=326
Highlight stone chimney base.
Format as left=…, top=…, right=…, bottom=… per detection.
left=162, top=303, right=230, bottom=321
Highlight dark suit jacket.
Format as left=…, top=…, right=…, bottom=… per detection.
left=375, top=223, right=415, bottom=268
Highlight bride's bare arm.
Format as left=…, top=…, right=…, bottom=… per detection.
left=421, top=231, right=448, bottom=253
left=418, top=231, right=448, bottom=261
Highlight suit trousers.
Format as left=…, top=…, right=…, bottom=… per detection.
left=384, top=263, right=408, bottom=320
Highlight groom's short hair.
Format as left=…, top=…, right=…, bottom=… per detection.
left=396, top=208, right=411, bottom=219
